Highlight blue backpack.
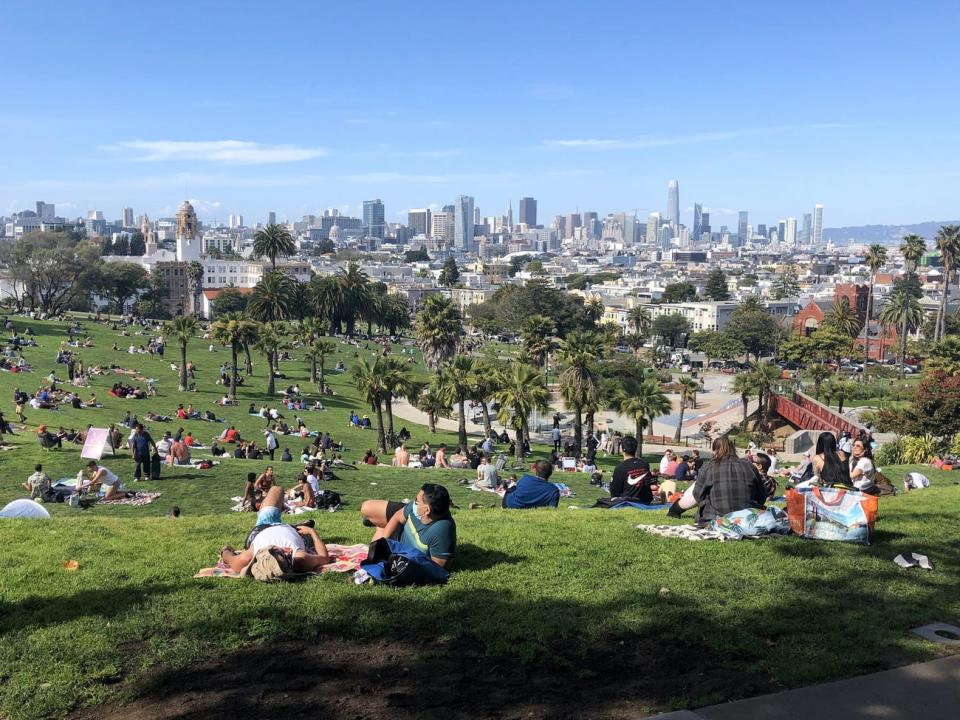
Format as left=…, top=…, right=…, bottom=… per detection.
left=360, top=538, right=449, bottom=586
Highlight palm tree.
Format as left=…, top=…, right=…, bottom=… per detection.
left=934, top=225, right=960, bottom=341
left=750, top=361, right=782, bottom=430
left=308, top=338, right=338, bottom=391
left=585, top=297, right=604, bottom=325
left=493, top=363, right=550, bottom=464
left=437, top=355, right=475, bottom=450
left=807, top=363, right=832, bottom=400
left=247, top=270, right=297, bottom=323
left=254, top=322, right=284, bottom=396
left=731, top=372, right=757, bottom=430
left=164, top=315, right=198, bottom=391
left=879, top=290, right=923, bottom=377
left=862, top=244, right=888, bottom=369
left=520, top=315, right=557, bottom=372
left=900, top=234, right=927, bottom=275
left=381, top=356, right=420, bottom=443
left=294, top=318, right=325, bottom=382
left=252, top=223, right=296, bottom=270
left=211, top=312, right=248, bottom=400
left=673, top=377, right=700, bottom=442
left=416, top=294, right=464, bottom=370
left=352, top=356, right=388, bottom=453
left=613, top=379, right=671, bottom=455
left=188, top=261, right=205, bottom=318
left=381, top=294, right=412, bottom=336
left=823, top=297, right=862, bottom=338
left=236, top=317, right=259, bottom=375
left=468, top=358, right=500, bottom=438
left=627, top=305, right=653, bottom=340
left=337, top=263, right=371, bottom=336
left=308, top=275, right=346, bottom=334
left=558, top=330, right=602, bottom=456
left=415, top=379, right=451, bottom=434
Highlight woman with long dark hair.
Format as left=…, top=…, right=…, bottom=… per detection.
left=813, top=432, right=851, bottom=487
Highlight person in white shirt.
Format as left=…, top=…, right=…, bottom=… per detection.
left=848, top=437, right=876, bottom=492
left=903, top=472, right=930, bottom=492
left=766, top=448, right=779, bottom=474
left=659, top=450, right=673, bottom=476
left=156, top=432, right=173, bottom=459
left=838, top=432, right=854, bottom=456
left=81, top=461, right=123, bottom=500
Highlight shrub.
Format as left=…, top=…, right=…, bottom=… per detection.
left=950, top=433, right=960, bottom=458
left=874, top=437, right=904, bottom=466
left=900, top=434, right=942, bottom=464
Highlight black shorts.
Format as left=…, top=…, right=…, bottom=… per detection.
left=385, top=500, right=405, bottom=538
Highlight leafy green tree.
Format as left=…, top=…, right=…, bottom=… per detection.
left=934, top=225, right=960, bottom=341
left=164, top=316, right=199, bottom=391
left=111, top=236, right=129, bottom=255
left=612, top=379, right=671, bottom=454
left=252, top=223, right=296, bottom=269
left=559, top=330, right=602, bottom=455
left=673, top=377, right=700, bottom=441
left=723, top=305, right=779, bottom=360
left=687, top=330, right=745, bottom=363
left=878, top=290, right=922, bottom=376
left=403, top=246, right=430, bottom=263
left=136, top=274, right=171, bottom=320
left=128, top=231, right=146, bottom=256
left=494, top=362, right=550, bottom=463
left=352, top=356, right=388, bottom=452
left=99, top=237, right=113, bottom=256
left=438, top=256, right=460, bottom=286
left=247, top=270, right=297, bottom=322
left=316, top=238, right=336, bottom=254
left=807, top=363, right=832, bottom=399
left=437, top=355, right=475, bottom=450
left=704, top=268, right=730, bottom=300
left=862, top=244, right=888, bottom=368
left=661, top=281, right=697, bottom=303
left=772, top=268, right=801, bottom=299
left=808, top=327, right=855, bottom=367
left=211, top=285, right=248, bottom=317
left=468, top=278, right=592, bottom=337
left=822, top=297, right=862, bottom=338
left=925, top=337, right=960, bottom=376
left=99, top=262, right=150, bottom=314
left=508, top=255, right=532, bottom=276
left=525, top=259, right=544, bottom=274
left=416, top=294, right=463, bottom=370
left=652, top=313, right=691, bottom=347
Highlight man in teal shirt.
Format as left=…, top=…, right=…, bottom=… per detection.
left=360, top=483, right=456, bottom=567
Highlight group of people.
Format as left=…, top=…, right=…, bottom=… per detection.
left=789, top=430, right=878, bottom=493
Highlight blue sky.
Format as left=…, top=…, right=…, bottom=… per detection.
left=3, top=1, right=960, bottom=228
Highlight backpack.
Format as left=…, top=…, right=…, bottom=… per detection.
left=360, top=538, right=450, bottom=587
left=315, top=490, right=341, bottom=510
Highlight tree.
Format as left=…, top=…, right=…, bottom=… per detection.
left=98, top=237, right=113, bottom=256
left=254, top=322, right=284, bottom=396
left=673, top=377, right=700, bottom=441
left=438, top=256, right=460, bottom=286
left=807, top=363, right=832, bottom=399
left=613, top=379, right=671, bottom=454
left=337, top=262, right=371, bottom=335
left=252, top=223, right=296, bottom=269
left=99, top=262, right=150, bottom=314
left=750, top=361, right=782, bottom=430
left=437, top=355, right=475, bottom=450
left=808, top=327, right=855, bottom=367
left=136, top=273, right=171, bottom=320
left=772, top=268, right=801, bottom=299
left=878, top=290, right=922, bottom=377
left=5, top=231, right=101, bottom=313
left=308, top=275, right=347, bottom=334
left=316, top=238, right=336, bottom=254
left=862, top=244, right=888, bottom=369
left=128, top=231, right=146, bottom=256
left=111, top=236, right=129, bottom=256
left=652, top=313, right=691, bottom=348
left=211, top=312, right=248, bottom=400
left=211, top=285, right=247, bottom=316
left=520, top=314, right=557, bottom=370
left=415, top=379, right=451, bottom=434
left=925, top=337, right=960, bottom=376
left=627, top=305, right=653, bottom=340
left=934, top=225, right=960, bottom=341
left=468, top=277, right=593, bottom=337
left=822, top=296, right=862, bottom=338
left=165, top=316, right=198, bottom=391
left=352, top=356, right=388, bottom=452
left=704, top=268, right=730, bottom=300
left=381, top=356, right=420, bottom=443
left=558, top=331, right=602, bottom=456
left=687, top=330, right=745, bottom=364
left=188, top=261, right=205, bottom=318
left=508, top=255, right=532, bottom=276
left=416, top=294, right=463, bottom=370
left=900, top=233, right=927, bottom=274
left=468, top=357, right=500, bottom=438
left=894, top=372, right=960, bottom=437
left=403, top=246, right=430, bottom=263
left=247, top=270, right=297, bottom=322
left=723, top=305, right=779, bottom=360
left=525, top=259, right=544, bottom=274
left=309, top=338, right=337, bottom=391
left=493, top=363, right=549, bottom=463
left=731, top=372, right=757, bottom=429
left=661, top=281, right=697, bottom=303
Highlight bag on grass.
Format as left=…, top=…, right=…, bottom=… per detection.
left=150, top=452, right=162, bottom=480
left=315, top=490, right=341, bottom=510
left=361, top=538, right=449, bottom=587
left=786, top=486, right=878, bottom=545
left=712, top=507, right=790, bottom=539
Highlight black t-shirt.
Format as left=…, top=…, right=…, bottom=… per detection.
left=610, top=458, right=654, bottom=503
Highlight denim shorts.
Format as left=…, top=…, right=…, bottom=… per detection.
left=256, top=506, right=282, bottom=526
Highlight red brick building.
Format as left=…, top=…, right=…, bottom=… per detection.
left=792, top=284, right=897, bottom=360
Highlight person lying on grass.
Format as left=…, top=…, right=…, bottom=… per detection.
left=360, top=483, right=456, bottom=568
left=220, top=485, right=332, bottom=574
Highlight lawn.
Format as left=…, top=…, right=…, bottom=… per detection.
left=0, top=316, right=958, bottom=720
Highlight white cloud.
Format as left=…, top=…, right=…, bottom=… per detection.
left=107, top=140, right=328, bottom=164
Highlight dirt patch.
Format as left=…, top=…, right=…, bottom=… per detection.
left=71, top=633, right=773, bottom=720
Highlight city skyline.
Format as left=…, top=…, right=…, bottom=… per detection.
left=3, top=2, right=960, bottom=226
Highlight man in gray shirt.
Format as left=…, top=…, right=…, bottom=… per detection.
left=475, top=454, right=499, bottom=490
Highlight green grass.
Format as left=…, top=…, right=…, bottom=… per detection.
left=0, top=317, right=958, bottom=719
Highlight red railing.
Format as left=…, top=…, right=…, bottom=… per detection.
left=768, top=391, right=864, bottom=437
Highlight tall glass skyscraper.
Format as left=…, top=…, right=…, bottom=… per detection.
left=693, top=203, right=703, bottom=242
left=363, top=199, right=385, bottom=239
left=738, top=211, right=749, bottom=246
left=813, top=204, right=824, bottom=245
left=519, top=196, right=537, bottom=226
left=667, top=180, right=679, bottom=232
left=454, top=195, right=475, bottom=251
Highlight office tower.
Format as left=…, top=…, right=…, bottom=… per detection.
left=507, top=201, right=513, bottom=231
left=363, top=199, right=385, bottom=239
left=36, top=201, right=54, bottom=221
left=453, top=195, right=475, bottom=251
left=646, top=212, right=661, bottom=244
left=565, top=213, right=581, bottom=239
left=582, top=211, right=598, bottom=240
left=658, top=224, right=673, bottom=248
left=778, top=220, right=786, bottom=245
left=784, top=218, right=798, bottom=247
left=408, top=208, right=432, bottom=236
left=701, top=212, right=710, bottom=238
left=738, top=211, right=749, bottom=245
left=813, top=204, right=824, bottom=245
left=268, top=211, right=276, bottom=225
left=120, top=207, right=134, bottom=227
left=229, top=214, right=243, bottom=229
left=801, top=213, right=812, bottom=244
left=692, top=203, right=703, bottom=242
left=430, top=210, right=452, bottom=242
left=667, top=180, right=679, bottom=231
left=757, top=223, right=767, bottom=239
left=519, top=197, right=537, bottom=226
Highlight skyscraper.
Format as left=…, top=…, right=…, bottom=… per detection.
left=519, top=197, right=537, bottom=226
left=813, top=204, right=824, bottom=245
left=408, top=208, right=432, bottom=237
left=268, top=211, right=276, bottom=225
left=701, top=212, right=711, bottom=238
left=778, top=220, right=786, bottom=245
left=363, top=199, right=385, bottom=239
left=565, top=213, right=582, bottom=239
left=507, top=200, right=513, bottom=231
left=35, top=201, right=55, bottom=221
left=229, top=214, right=243, bottom=229
left=453, top=195, right=475, bottom=251
left=666, top=180, right=679, bottom=233
left=692, top=203, right=703, bottom=242
left=784, top=218, right=798, bottom=247
left=646, top=212, right=661, bottom=245
left=122, top=207, right=134, bottom=227
left=801, top=213, right=812, bottom=244
left=738, top=211, right=749, bottom=246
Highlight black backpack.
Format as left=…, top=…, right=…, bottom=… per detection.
left=315, top=490, right=341, bottom=510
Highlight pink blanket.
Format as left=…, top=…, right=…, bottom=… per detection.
left=194, top=543, right=368, bottom=579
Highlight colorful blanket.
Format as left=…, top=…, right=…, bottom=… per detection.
left=636, top=524, right=728, bottom=542
left=194, top=543, right=368, bottom=579
left=98, top=491, right=161, bottom=507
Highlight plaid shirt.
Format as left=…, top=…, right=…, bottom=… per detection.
left=692, top=457, right=767, bottom=525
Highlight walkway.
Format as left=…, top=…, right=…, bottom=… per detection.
left=654, top=655, right=960, bottom=720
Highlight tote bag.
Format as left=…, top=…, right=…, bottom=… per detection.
left=786, top=486, right=878, bottom=545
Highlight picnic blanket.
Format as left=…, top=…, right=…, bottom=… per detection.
left=194, top=543, right=368, bottom=579
left=636, top=524, right=728, bottom=541
left=570, top=500, right=667, bottom=511
left=98, top=491, right=162, bottom=507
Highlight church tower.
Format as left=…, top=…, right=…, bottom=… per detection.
left=141, top=214, right=158, bottom=255
left=176, top=200, right=201, bottom=261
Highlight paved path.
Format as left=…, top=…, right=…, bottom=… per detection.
left=654, top=655, right=960, bottom=720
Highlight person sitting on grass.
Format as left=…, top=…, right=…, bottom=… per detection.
left=752, top=452, right=777, bottom=500
left=502, top=459, right=560, bottom=509
left=393, top=442, right=410, bottom=467
left=220, top=485, right=332, bottom=573
left=22, top=464, right=52, bottom=500
left=288, top=473, right=317, bottom=509
left=80, top=460, right=124, bottom=500
left=37, top=424, right=61, bottom=449
left=435, top=444, right=451, bottom=469
left=220, top=425, right=241, bottom=443
left=609, top=436, right=657, bottom=503
left=475, top=454, right=498, bottom=490
left=281, top=447, right=293, bottom=462
left=360, top=483, right=456, bottom=568
left=364, top=449, right=378, bottom=465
